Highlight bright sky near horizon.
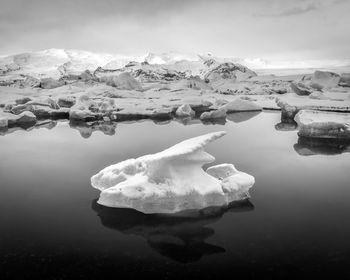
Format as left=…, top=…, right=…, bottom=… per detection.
left=0, top=0, right=349, bottom=61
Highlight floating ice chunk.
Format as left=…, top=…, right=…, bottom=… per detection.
left=276, top=97, right=350, bottom=120
left=339, top=73, right=350, bottom=87
left=200, top=108, right=227, bottom=120
left=290, top=81, right=313, bottom=96
left=91, top=131, right=255, bottom=214
left=310, top=70, right=340, bottom=89
left=100, top=72, right=143, bottom=91
left=175, top=104, right=195, bottom=117
left=221, top=98, right=262, bottom=113
left=295, top=110, right=350, bottom=139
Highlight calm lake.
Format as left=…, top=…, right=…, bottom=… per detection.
left=1, top=111, right=350, bottom=279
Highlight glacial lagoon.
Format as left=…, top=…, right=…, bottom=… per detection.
left=1, top=111, right=350, bottom=279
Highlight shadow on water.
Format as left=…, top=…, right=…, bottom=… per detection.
left=92, top=199, right=254, bottom=263
left=226, top=111, right=261, bottom=123
left=294, top=137, right=350, bottom=156
left=175, top=117, right=201, bottom=126
left=0, top=120, right=58, bottom=136
left=200, top=119, right=227, bottom=125
left=274, top=120, right=298, bottom=131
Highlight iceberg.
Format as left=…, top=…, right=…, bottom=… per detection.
left=276, top=97, right=350, bottom=120
left=221, top=98, right=262, bottom=113
left=295, top=110, right=350, bottom=139
left=91, top=131, right=255, bottom=214
left=175, top=104, right=196, bottom=118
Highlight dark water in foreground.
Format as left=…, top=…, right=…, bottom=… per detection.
left=0, top=112, right=350, bottom=279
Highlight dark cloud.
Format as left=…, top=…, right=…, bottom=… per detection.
left=255, top=0, right=346, bottom=17
left=272, top=3, right=318, bottom=16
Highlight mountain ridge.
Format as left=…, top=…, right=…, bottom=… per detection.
left=1, top=48, right=349, bottom=79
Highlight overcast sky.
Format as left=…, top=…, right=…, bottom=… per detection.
left=0, top=0, right=349, bottom=60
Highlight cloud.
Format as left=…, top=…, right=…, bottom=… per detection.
left=255, top=0, right=345, bottom=17
left=0, top=0, right=349, bottom=61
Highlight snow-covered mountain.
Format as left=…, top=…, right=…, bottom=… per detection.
left=0, top=48, right=349, bottom=79
left=144, top=51, right=199, bottom=64
left=0, top=49, right=255, bottom=79
left=0, top=49, right=140, bottom=79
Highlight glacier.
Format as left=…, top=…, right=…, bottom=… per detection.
left=91, top=131, right=255, bottom=214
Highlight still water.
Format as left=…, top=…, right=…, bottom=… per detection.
left=0, top=112, right=349, bottom=279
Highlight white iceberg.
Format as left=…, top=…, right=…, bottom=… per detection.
left=175, top=104, right=195, bottom=117
left=276, top=97, right=350, bottom=120
left=295, top=110, right=350, bottom=139
left=91, top=131, right=255, bottom=214
left=221, top=98, right=262, bottom=113
left=100, top=72, right=143, bottom=91
left=200, top=108, right=227, bottom=120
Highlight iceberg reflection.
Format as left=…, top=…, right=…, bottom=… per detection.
left=227, top=111, right=261, bottom=123
left=0, top=120, right=57, bottom=136
left=92, top=199, right=254, bottom=263
left=275, top=120, right=298, bottom=131
left=294, top=137, right=350, bottom=156
left=69, top=120, right=117, bottom=138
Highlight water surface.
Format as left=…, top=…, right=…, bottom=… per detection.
left=1, top=112, right=350, bottom=279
